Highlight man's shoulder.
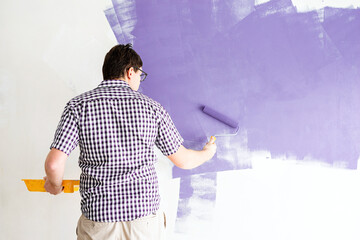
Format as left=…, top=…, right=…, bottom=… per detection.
left=66, top=89, right=96, bottom=106
left=136, top=91, right=161, bottom=107
left=66, top=86, right=164, bottom=111
left=135, top=92, right=170, bottom=116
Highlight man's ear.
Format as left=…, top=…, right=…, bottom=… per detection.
left=127, top=67, right=134, bottom=79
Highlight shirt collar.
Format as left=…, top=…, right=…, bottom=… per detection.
left=98, top=79, right=132, bottom=89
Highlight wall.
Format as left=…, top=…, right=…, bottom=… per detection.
left=0, top=0, right=360, bottom=239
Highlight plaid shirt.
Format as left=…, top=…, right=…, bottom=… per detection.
left=50, top=80, right=183, bottom=222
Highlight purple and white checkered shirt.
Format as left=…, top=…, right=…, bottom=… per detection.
left=50, top=79, right=183, bottom=222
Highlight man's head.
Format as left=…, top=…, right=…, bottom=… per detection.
left=102, top=44, right=143, bottom=91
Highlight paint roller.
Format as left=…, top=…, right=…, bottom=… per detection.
left=202, top=105, right=240, bottom=138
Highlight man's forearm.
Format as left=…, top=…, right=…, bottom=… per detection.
left=45, top=148, right=67, bottom=187
left=180, top=148, right=214, bottom=169
left=168, top=138, right=217, bottom=170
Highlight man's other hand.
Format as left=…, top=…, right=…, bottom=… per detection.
left=44, top=176, right=63, bottom=195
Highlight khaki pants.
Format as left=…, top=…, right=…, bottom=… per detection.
left=76, top=211, right=166, bottom=240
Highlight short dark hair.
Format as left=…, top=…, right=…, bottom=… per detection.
left=102, top=44, right=143, bottom=80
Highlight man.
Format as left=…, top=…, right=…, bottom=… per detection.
left=44, top=44, right=217, bottom=240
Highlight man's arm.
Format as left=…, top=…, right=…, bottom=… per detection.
left=44, top=148, right=67, bottom=195
left=167, top=137, right=217, bottom=169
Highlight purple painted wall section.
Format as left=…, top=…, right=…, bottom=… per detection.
left=105, top=0, right=360, bottom=170
left=242, top=2, right=360, bottom=168
left=104, top=0, right=136, bottom=44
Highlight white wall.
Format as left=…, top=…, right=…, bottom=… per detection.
left=1, top=1, right=111, bottom=239
left=214, top=155, right=360, bottom=240
left=1, top=1, right=359, bottom=240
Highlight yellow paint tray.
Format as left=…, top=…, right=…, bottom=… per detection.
left=22, top=179, right=80, bottom=193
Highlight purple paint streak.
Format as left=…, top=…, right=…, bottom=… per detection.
left=176, top=173, right=217, bottom=225
left=105, top=0, right=360, bottom=171
left=323, top=7, right=360, bottom=70
left=105, top=0, right=137, bottom=44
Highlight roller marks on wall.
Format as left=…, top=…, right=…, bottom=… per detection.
left=105, top=0, right=360, bottom=170
left=105, top=0, right=255, bottom=178
left=105, top=0, right=360, bottom=238
left=175, top=173, right=217, bottom=239
left=104, top=0, right=136, bottom=44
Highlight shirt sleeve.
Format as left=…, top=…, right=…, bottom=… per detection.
left=155, top=106, right=184, bottom=156
left=50, top=103, right=79, bottom=155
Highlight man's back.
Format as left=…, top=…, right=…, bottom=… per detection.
left=51, top=79, right=183, bottom=222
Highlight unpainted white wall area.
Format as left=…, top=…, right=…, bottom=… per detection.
left=1, top=1, right=116, bottom=239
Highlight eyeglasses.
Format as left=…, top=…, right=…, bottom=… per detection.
left=134, top=67, right=148, bottom=82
